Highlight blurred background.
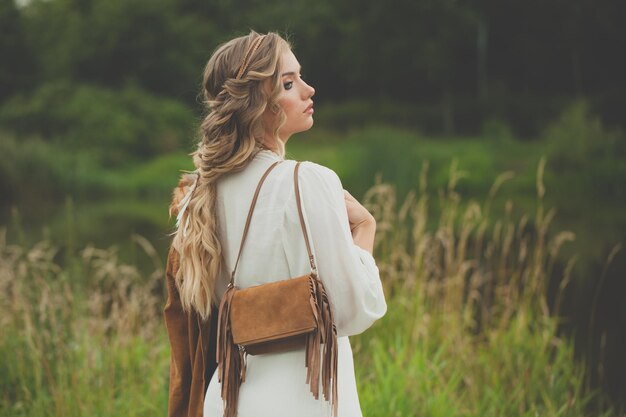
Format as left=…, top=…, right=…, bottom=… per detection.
left=1, top=0, right=624, bottom=416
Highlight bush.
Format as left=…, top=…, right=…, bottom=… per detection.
left=542, top=100, right=626, bottom=202
left=543, top=100, right=625, bottom=168
left=313, top=100, right=437, bottom=132
left=0, top=132, right=98, bottom=202
left=0, top=81, right=196, bottom=166
left=481, top=117, right=515, bottom=143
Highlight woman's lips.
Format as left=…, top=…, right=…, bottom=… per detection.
left=304, top=103, right=314, bottom=114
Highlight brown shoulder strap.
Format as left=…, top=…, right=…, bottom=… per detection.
left=230, top=160, right=282, bottom=285
left=294, top=162, right=318, bottom=276
left=230, top=161, right=319, bottom=286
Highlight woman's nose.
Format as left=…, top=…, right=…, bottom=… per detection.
left=303, top=81, right=315, bottom=98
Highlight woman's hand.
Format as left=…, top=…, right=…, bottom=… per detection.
left=344, top=190, right=376, bottom=253
left=343, top=190, right=375, bottom=230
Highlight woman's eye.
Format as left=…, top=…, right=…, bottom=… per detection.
left=283, top=81, right=293, bottom=90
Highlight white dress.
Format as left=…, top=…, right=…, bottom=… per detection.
left=203, top=149, right=387, bottom=417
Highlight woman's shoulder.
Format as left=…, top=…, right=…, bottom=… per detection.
left=295, top=160, right=343, bottom=190
left=290, top=161, right=343, bottom=197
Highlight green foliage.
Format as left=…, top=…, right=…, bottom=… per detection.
left=266, top=0, right=622, bottom=135
left=0, top=0, right=35, bottom=102
left=0, top=132, right=98, bottom=201
left=290, top=126, right=540, bottom=210
left=18, top=0, right=216, bottom=97
left=0, top=81, right=196, bottom=165
left=3, top=0, right=624, bottom=138
left=543, top=100, right=625, bottom=168
left=3, top=120, right=623, bottom=272
left=313, top=100, right=444, bottom=132
left=98, top=153, right=194, bottom=195
left=481, top=117, right=515, bottom=143
left=542, top=100, right=626, bottom=204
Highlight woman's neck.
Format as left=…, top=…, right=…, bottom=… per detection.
left=259, top=138, right=285, bottom=156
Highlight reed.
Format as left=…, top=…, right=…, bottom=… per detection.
left=0, top=232, right=169, bottom=417
left=353, top=157, right=613, bottom=416
left=0, top=158, right=615, bottom=416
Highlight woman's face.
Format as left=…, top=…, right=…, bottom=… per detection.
left=264, top=49, right=315, bottom=142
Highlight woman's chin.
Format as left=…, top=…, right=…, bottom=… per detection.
left=282, top=122, right=314, bottom=138
left=303, top=118, right=315, bottom=130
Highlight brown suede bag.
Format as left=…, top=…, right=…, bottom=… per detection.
left=216, top=161, right=338, bottom=417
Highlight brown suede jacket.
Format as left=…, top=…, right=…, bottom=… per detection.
left=164, top=247, right=218, bottom=417
left=164, top=174, right=218, bottom=417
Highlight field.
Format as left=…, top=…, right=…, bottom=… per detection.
left=1, top=102, right=625, bottom=416
left=1, top=150, right=621, bottom=416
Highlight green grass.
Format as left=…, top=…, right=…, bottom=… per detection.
left=0, top=160, right=618, bottom=416
left=0, top=235, right=170, bottom=417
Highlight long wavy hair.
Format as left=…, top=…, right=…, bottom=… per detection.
left=169, top=31, right=290, bottom=320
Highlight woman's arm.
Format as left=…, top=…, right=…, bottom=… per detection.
left=292, top=162, right=387, bottom=337
left=350, top=218, right=376, bottom=254
left=343, top=189, right=376, bottom=254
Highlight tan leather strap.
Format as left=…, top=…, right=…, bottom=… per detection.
left=230, top=161, right=318, bottom=286
left=294, top=162, right=318, bottom=276
left=231, top=160, right=282, bottom=285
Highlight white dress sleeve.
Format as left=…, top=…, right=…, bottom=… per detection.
left=290, top=161, right=387, bottom=337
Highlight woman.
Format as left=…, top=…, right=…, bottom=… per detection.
left=164, top=30, right=387, bottom=417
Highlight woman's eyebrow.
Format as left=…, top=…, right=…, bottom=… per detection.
left=281, top=67, right=302, bottom=77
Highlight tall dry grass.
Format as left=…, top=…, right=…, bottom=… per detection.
left=367, top=157, right=575, bottom=332
left=0, top=157, right=616, bottom=416
left=0, top=231, right=168, bottom=416
left=352, top=157, right=613, bottom=416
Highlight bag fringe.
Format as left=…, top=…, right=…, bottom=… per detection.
left=216, top=286, right=244, bottom=417
left=217, top=276, right=338, bottom=417
left=305, top=276, right=338, bottom=416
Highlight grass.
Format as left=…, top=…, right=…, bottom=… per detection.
left=0, top=234, right=170, bottom=417
left=352, top=159, right=605, bottom=416
left=0, top=159, right=617, bottom=417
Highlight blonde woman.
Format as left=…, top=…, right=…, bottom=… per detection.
left=164, top=30, right=387, bottom=417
